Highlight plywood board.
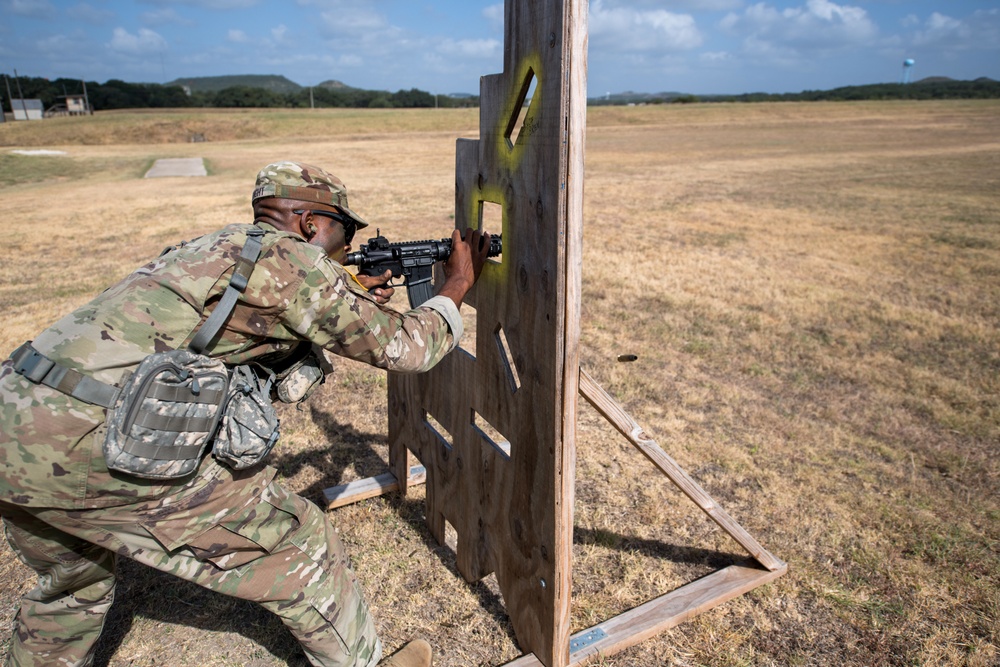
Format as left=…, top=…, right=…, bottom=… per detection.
left=386, top=1, right=587, bottom=665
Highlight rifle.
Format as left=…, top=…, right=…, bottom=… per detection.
left=344, top=231, right=503, bottom=308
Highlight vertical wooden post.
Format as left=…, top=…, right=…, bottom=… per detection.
left=387, top=1, right=587, bottom=665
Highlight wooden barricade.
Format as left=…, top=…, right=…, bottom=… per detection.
left=325, top=1, right=785, bottom=665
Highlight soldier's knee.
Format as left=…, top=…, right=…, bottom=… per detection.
left=30, top=546, right=116, bottom=601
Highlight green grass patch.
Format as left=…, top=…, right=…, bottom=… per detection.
left=0, top=153, right=150, bottom=189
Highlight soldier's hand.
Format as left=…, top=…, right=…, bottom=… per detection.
left=356, top=269, right=395, bottom=305
left=439, top=228, right=490, bottom=308
left=444, top=228, right=490, bottom=287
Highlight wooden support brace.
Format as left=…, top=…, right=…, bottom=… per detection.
left=323, top=465, right=427, bottom=510
left=578, top=369, right=784, bottom=573
left=502, top=563, right=786, bottom=667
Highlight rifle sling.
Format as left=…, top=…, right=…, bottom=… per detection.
left=188, top=227, right=265, bottom=354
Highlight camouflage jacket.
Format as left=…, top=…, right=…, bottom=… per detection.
left=0, top=223, right=462, bottom=509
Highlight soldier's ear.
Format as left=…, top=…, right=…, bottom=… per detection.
left=292, top=208, right=314, bottom=238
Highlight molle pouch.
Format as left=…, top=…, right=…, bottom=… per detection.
left=212, top=364, right=281, bottom=470
left=275, top=345, right=331, bottom=404
left=103, top=350, right=230, bottom=479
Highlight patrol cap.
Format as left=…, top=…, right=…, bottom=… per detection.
left=252, top=161, right=369, bottom=229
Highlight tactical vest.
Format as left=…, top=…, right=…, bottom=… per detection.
left=11, top=227, right=282, bottom=479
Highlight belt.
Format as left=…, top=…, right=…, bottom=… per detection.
left=9, top=342, right=117, bottom=408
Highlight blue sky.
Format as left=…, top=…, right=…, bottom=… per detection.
left=1, top=0, right=998, bottom=96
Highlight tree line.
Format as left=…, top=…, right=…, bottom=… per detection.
left=589, top=78, right=1000, bottom=105
left=6, top=74, right=997, bottom=113
left=1, top=75, right=479, bottom=111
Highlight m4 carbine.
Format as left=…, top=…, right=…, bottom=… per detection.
left=344, top=232, right=503, bottom=308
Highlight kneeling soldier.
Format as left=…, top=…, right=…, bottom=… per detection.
left=0, top=161, right=491, bottom=667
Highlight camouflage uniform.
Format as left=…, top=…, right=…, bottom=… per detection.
left=0, top=163, right=464, bottom=667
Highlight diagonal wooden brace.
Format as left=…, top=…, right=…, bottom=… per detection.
left=578, top=368, right=785, bottom=573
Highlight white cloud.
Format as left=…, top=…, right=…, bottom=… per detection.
left=108, top=27, right=167, bottom=54
left=37, top=33, right=81, bottom=53
left=271, top=24, right=288, bottom=43
left=227, top=29, right=250, bottom=43
left=590, top=0, right=702, bottom=52
left=722, top=0, right=877, bottom=51
left=623, top=0, right=742, bottom=10
left=700, top=50, right=734, bottom=64
left=141, top=0, right=259, bottom=9
left=912, top=10, right=1000, bottom=51
left=335, top=54, right=363, bottom=68
left=437, top=38, right=501, bottom=60
left=483, top=3, right=504, bottom=29
left=318, top=4, right=388, bottom=33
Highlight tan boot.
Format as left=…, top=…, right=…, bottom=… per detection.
left=378, top=639, right=432, bottom=667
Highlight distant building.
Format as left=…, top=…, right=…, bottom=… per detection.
left=11, top=99, right=44, bottom=121
left=64, top=94, right=89, bottom=114
left=45, top=94, right=91, bottom=117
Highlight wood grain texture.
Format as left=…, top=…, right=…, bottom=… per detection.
left=386, top=1, right=587, bottom=665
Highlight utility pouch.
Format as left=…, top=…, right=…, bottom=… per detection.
left=275, top=345, right=330, bottom=404
left=212, top=364, right=281, bottom=470
left=103, top=349, right=229, bottom=479
left=101, top=225, right=273, bottom=479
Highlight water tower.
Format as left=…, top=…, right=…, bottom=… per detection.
left=901, top=58, right=915, bottom=84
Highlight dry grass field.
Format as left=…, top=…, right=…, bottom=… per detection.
left=1, top=100, right=997, bottom=667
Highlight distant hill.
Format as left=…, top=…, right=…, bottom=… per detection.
left=166, top=75, right=302, bottom=94
left=915, top=76, right=957, bottom=84
left=316, top=79, right=356, bottom=90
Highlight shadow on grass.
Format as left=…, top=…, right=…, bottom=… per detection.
left=269, top=404, right=391, bottom=503
left=93, top=557, right=309, bottom=667
left=92, top=406, right=751, bottom=666
left=573, top=526, right=749, bottom=570
left=383, top=492, right=520, bottom=647
left=283, top=405, right=520, bottom=647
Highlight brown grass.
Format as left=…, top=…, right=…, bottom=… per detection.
left=1, top=101, right=998, bottom=667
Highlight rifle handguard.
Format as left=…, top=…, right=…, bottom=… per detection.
left=344, top=233, right=502, bottom=308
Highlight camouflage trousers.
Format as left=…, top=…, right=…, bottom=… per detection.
left=0, top=470, right=382, bottom=667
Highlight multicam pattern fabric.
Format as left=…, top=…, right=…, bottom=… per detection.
left=253, top=161, right=370, bottom=229
left=0, top=222, right=457, bottom=509
left=1, top=463, right=382, bottom=667
left=0, top=220, right=460, bottom=667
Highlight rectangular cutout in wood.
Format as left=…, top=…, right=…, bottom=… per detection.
left=479, top=200, right=504, bottom=265
left=472, top=409, right=511, bottom=459
left=458, top=302, right=478, bottom=356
